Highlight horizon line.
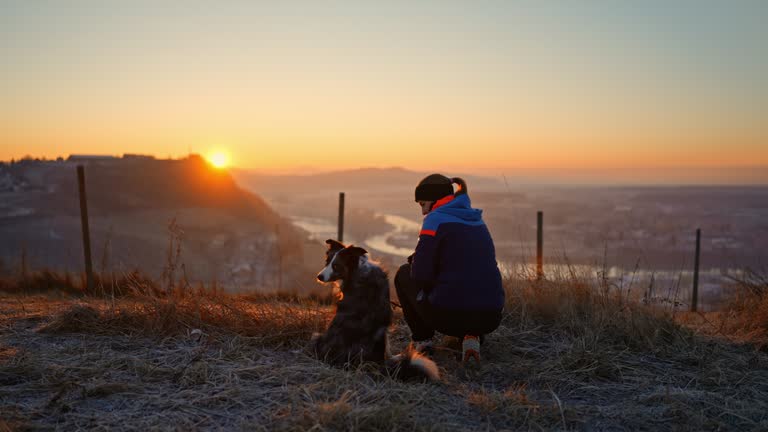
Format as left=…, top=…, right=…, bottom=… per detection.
left=3, top=154, right=767, bottom=186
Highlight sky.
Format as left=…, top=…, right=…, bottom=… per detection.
left=1, top=1, right=767, bottom=183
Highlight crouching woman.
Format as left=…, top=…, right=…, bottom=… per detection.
left=395, top=174, right=505, bottom=363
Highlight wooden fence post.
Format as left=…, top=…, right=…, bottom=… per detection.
left=20, top=246, right=27, bottom=279
left=77, top=165, right=95, bottom=294
left=338, top=192, right=345, bottom=242
left=691, top=228, right=701, bottom=312
left=537, top=211, right=543, bottom=280
left=275, top=223, right=282, bottom=291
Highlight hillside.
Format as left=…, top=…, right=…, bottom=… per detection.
left=0, top=156, right=312, bottom=290
left=1, top=272, right=767, bottom=431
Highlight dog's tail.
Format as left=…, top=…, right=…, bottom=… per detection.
left=385, top=348, right=440, bottom=382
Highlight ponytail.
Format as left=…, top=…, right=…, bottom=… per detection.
left=451, top=177, right=468, bottom=196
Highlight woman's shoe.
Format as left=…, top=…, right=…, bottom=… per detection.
left=462, top=335, right=481, bottom=364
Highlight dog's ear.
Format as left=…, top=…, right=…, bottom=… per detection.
left=325, top=239, right=345, bottom=250
left=345, top=246, right=368, bottom=257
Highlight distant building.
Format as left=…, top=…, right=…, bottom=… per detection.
left=67, top=155, right=119, bottom=163
left=122, top=154, right=155, bottom=160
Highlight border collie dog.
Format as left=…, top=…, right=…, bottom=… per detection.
left=314, top=239, right=439, bottom=381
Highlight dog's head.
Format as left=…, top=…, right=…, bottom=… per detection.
left=317, top=239, right=368, bottom=283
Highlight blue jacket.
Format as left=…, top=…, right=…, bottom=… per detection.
left=410, top=193, right=505, bottom=311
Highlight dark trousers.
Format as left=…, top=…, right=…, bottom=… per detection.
left=394, top=264, right=502, bottom=341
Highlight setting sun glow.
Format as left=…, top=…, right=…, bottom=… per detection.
left=1, top=3, right=767, bottom=184
left=207, top=151, right=230, bottom=169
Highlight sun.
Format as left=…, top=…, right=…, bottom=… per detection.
left=207, top=151, right=230, bottom=169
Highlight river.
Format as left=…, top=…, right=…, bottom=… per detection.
left=290, top=213, right=419, bottom=257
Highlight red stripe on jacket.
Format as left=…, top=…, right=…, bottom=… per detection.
left=431, top=195, right=454, bottom=211
left=419, top=229, right=437, bottom=237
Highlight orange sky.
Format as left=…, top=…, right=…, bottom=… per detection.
left=1, top=2, right=766, bottom=183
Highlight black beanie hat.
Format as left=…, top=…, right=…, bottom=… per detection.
left=415, top=173, right=467, bottom=201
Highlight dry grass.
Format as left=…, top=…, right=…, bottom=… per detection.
left=722, top=293, right=768, bottom=347
left=503, top=274, right=692, bottom=353
left=680, top=283, right=768, bottom=351
left=0, top=269, right=161, bottom=297
left=0, top=270, right=83, bottom=296
left=36, top=295, right=328, bottom=348
left=2, top=271, right=768, bottom=431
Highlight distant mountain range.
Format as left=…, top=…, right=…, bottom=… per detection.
left=232, top=167, right=507, bottom=196
left=234, top=165, right=768, bottom=188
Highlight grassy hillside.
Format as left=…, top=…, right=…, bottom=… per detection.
left=1, top=270, right=767, bottom=431
left=0, top=156, right=313, bottom=290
